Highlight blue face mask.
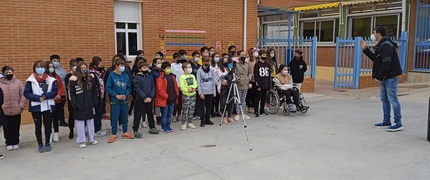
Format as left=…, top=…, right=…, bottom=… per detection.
left=183, top=56, right=188, bottom=60
left=214, top=57, right=220, bottom=63
left=194, top=58, right=200, bottom=62
left=119, top=66, right=125, bottom=72
left=36, top=68, right=45, bottom=75
left=53, top=62, right=60, bottom=68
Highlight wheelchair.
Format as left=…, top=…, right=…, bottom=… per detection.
left=266, top=85, right=309, bottom=115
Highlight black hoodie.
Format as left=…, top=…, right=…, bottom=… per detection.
left=288, top=56, right=307, bottom=83
left=363, top=37, right=402, bottom=81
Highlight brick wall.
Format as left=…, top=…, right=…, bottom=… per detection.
left=407, top=0, right=416, bottom=71
left=359, top=75, right=407, bottom=89
left=142, top=0, right=258, bottom=60
left=301, top=78, right=315, bottom=92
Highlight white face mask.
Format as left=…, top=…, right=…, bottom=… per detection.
left=156, top=64, right=162, bottom=69
left=187, top=67, right=193, bottom=74
left=370, top=34, right=376, bottom=41
left=253, top=52, right=259, bottom=58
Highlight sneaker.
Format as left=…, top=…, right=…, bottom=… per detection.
left=254, top=113, right=260, bottom=117
left=288, top=104, right=297, bottom=112
left=234, top=115, right=240, bottom=121
left=118, top=126, right=123, bottom=131
left=374, top=122, right=391, bottom=128
left=95, top=130, right=107, bottom=137
left=13, top=145, right=19, bottom=150
left=90, top=140, right=98, bottom=145
left=243, top=114, right=251, bottom=120
left=102, top=114, right=110, bottom=120
left=387, top=123, right=403, bottom=132
left=141, top=121, right=148, bottom=128
left=6, top=145, right=13, bottom=151
left=205, top=120, right=214, bottom=125
left=188, top=123, right=197, bottom=129
left=134, top=132, right=143, bottom=139
left=78, top=143, right=87, bottom=148
left=148, top=128, right=160, bottom=134
left=38, top=144, right=44, bottom=153
left=167, top=126, right=174, bottom=132
left=53, top=132, right=60, bottom=142
left=108, top=135, right=118, bottom=143
left=200, top=121, right=205, bottom=127
left=0, top=154, right=4, bottom=159
left=45, top=144, right=52, bottom=152
left=122, top=132, right=135, bottom=139
left=181, top=124, right=187, bottom=131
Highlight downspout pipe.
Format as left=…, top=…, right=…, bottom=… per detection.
left=244, top=0, right=248, bottom=50
left=401, top=0, right=406, bottom=32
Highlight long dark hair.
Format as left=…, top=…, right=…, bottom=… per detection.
left=45, top=61, right=57, bottom=77
left=132, top=57, right=146, bottom=76
left=75, top=62, right=92, bottom=90
left=218, top=56, right=229, bottom=73
left=211, top=52, right=220, bottom=67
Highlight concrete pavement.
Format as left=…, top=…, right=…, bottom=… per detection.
left=0, top=89, right=430, bottom=179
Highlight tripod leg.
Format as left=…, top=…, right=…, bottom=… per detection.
left=214, top=84, right=234, bottom=147
left=234, top=85, right=253, bottom=151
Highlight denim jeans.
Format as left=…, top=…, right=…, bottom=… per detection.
left=380, top=78, right=402, bottom=124
left=161, top=103, right=175, bottom=126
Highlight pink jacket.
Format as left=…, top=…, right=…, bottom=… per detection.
left=0, top=76, right=26, bottom=116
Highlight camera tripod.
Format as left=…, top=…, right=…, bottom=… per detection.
left=212, top=74, right=252, bottom=151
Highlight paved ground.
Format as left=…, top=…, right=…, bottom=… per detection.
left=0, top=81, right=429, bottom=179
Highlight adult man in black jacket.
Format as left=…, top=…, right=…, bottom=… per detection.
left=360, top=26, right=403, bottom=132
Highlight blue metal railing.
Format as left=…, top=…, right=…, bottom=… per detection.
left=414, top=1, right=430, bottom=71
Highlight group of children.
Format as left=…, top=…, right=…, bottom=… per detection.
left=0, top=46, right=307, bottom=157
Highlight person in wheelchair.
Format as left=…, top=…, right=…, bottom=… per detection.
left=273, top=64, right=301, bottom=112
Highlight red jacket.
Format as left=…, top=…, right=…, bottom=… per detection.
left=155, top=72, right=179, bottom=107
left=53, top=74, right=65, bottom=104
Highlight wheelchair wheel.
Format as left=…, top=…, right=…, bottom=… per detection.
left=266, top=89, right=280, bottom=114
left=282, top=102, right=290, bottom=115
left=299, top=98, right=309, bottom=113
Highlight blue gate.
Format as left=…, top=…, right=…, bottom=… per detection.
left=335, top=32, right=408, bottom=90
left=414, top=0, right=430, bottom=71
left=257, top=37, right=317, bottom=79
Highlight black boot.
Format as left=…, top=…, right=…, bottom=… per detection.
left=200, top=120, right=205, bottom=127
left=69, top=129, right=74, bottom=139
left=205, top=120, right=214, bottom=125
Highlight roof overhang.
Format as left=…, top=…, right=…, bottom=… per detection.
left=258, top=5, right=298, bottom=17
left=292, top=0, right=393, bottom=11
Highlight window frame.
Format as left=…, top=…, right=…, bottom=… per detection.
left=114, top=1, right=142, bottom=59
left=261, top=15, right=293, bottom=39
left=300, top=19, right=338, bottom=43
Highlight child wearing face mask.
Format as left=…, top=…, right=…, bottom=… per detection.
left=253, top=50, right=271, bottom=117
left=197, top=57, right=217, bottom=127
left=190, top=51, right=202, bottom=119
left=45, top=61, right=65, bottom=142
left=210, top=53, right=222, bottom=117
left=234, top=50, right=252, bottom=121
left=69, top=62, right=99, bottom=148
left=273, top=64, right=301, bottom=112
left=106, top=59, right=134, bottom=143
left=288, top=50, right=307, bottom=91
left=171, top=52, right=184, bottom=122
left=132, top=61, right=159, bottom=138
left=179, top=62, right=198, bottom=130
left=150, top=58, right=163, bottom=125
left=156, top=62, right=179, bottom=132
left=216, top=57, right=235, bottom=123
left=24, top=60, right=58, bottom=153
left=246, top=48, right=259, bottom=114
left=65, top=59, right=78, bottom=139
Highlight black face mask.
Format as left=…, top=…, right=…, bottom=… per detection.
left=240, top=57, right=246, bottom=61
left=142, top=70, right=149, bottom=74
left=5, top=74, right=13, bottom=80
left=223, top=62, right=229, bottom=67
left=261, top=57, right=267, bottom=61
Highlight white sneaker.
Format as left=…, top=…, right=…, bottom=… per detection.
left=53, top=132, right=60, bottom=142
left=118, top=126, right=123, bottom=131
left=187, top=123, right=196, bottom=129
left=78, top=143, right=87, bottom=148
left=141, top=121, right=148, bottom=128
left=243, top=114, right=251, bottom=120
left=95, top=130, right=107, bottom=137
left=13, top=145, right=19, bottom=150
left=90, top=140, right=98, bottom=145
left=181, top=124, right=187, bottom=131
left=6, top=145, right=13, bottom=151
left=234, top=115, right=240, bottom=121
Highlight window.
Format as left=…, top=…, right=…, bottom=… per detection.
left=115, top=23, right=138, bottom=56
left=262, top=15, right=293, bottom=38
left=301, top=19, right=338, bottom=42
left=350, top=15, right=400, bottom=38
left=114, top=1, right=141, bottom=57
